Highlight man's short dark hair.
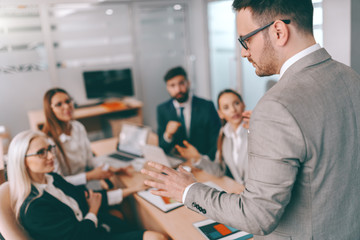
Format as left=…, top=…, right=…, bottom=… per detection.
left=232, top=0, right=314, bottom=35
left=164, top=66, right=188, bottom=82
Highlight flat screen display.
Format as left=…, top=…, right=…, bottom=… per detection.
left=83, top=68, right=134, bottom=99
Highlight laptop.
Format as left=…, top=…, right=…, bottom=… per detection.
left=142, top=144, right=184, bottom=168
left=107, top=123, right=150, bottom=161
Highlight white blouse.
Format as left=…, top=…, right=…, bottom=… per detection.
left=52, top=121, right=99, bottom=186
left=222, top=123, right=248, bottom=173
left=51, top=121, right=123, bottom=203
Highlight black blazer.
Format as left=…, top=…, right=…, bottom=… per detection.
left=157, top=96, right=221, bottom=159
left=20, top=173, right=109, bottom=240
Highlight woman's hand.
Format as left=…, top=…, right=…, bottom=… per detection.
left=85, top=190, right=102, bottom=215
left=242, top=110, right=252, bottom=129
left=175, top=140, right=201, bottom=161
left=122, top=180, right=148, bottom=198
left=86, top=166, right=113, bottom=181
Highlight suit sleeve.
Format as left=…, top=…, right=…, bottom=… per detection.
left=204, top=102, right=221, bottom=159
left=157, top=104, right=174, bottom=153
left=184, top=99, right=306, bottom=235
left=51, top=173, right=109, bottom=210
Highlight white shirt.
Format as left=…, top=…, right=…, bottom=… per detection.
left=279, top=43, right=321, bottom=79
left=52, top=121, right=124, bottom=202
left=223, top=123, right=247, bottom=166
left=52, top=121, right=100, bottom=186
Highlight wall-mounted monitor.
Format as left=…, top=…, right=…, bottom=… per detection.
left=83, top=68, right=134, bottom=100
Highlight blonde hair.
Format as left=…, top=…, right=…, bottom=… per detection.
left=7, top=130, right=46, bottom=220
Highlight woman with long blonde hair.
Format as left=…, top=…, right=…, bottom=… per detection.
left=7, top=130, right=166, bottom=240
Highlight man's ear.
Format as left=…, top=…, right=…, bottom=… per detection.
left=272, top=20, right=289, bottom=47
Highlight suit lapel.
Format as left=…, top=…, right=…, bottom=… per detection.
left=167, top=100, right=178, bottom=121
left=189, top=96, right=199, bottom=139
left=51, top=175, right=88, bottom=215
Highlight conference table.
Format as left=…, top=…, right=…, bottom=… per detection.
left=91, top=137, right=252, bottom=240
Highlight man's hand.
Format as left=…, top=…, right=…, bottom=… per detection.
left=141, top=161, right=197, bottom=203
left=242, top=110, right=252, bottom=129
left=164, top=121, right=182, bottom=139
left=175, top=140, right=201, bottom=161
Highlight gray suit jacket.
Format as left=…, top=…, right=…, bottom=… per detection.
left=185, top=48, right=360, bottom=239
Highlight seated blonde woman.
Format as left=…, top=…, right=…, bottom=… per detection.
left=6, top=130, right=166, bottom=240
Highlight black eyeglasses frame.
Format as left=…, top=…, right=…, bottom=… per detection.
left=25, top=145, right=56, bottom=159
left=238, top=19, right=291, bottom=50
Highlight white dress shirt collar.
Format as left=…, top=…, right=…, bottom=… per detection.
left=223, top=122, right=242, bottom=138
left=279, top=43, right=321, bottom=79
left=33, top=173, right=54, bottom=191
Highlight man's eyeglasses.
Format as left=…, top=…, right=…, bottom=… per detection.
left=238, top=19, right=291, bottom=50
left=52, top=98, right=73, bottom=108
left=25, top=145, right=56, bottom=159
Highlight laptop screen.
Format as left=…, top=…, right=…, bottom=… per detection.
left=117, top=124, right=149, bottom=157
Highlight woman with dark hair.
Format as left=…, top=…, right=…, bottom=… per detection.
left=176, top=89, right=251, bottom=185
left=6, top=130, right=166, bottom=240
left=42, top=88, right=130, bottom=189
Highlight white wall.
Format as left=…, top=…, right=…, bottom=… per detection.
left=322, top=0, right=351, bottom=66
left=187, top=0, right=211, bottom=99
left=0, top=0, right=211, bottom=137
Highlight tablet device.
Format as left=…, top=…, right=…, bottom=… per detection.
left=193, top=219, right=253, bottom=240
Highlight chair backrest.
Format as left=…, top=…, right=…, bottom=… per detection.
left=0, top=182, right=32, bottom=240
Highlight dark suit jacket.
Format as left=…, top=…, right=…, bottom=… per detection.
left=157, top=95, right=221, bottom=159
left=20, top=173, right=110, bottom=240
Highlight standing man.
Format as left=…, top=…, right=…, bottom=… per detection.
left=157, top=66, right=221, bottom=159
left=143, top=0, right=360, bottom=239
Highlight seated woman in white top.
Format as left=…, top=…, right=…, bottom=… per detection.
left=6, top=130, right=166, bottom=240
left=176, top=89, right=251, bottom=185
left=42, top=88, right=126, bottom=187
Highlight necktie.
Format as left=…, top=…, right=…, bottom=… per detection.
left=179, top=107, right=186, bottom=130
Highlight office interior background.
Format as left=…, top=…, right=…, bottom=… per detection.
left=0, top=0, right=359, bottom=141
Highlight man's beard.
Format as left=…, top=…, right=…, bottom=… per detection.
left=174, top=91, right=189, bottom=103
left=250, top=37, right=279, bottom=77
